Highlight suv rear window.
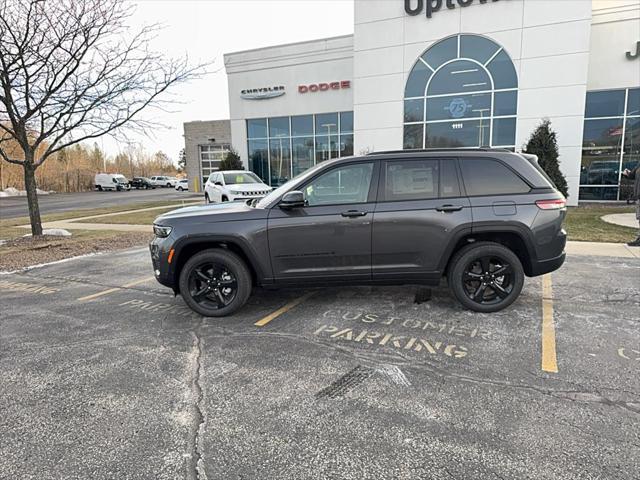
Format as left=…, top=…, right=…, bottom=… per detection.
left=460, top=158, right=530, bottom=196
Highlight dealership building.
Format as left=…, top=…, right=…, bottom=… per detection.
left=185, top=0, right=640, bottom=205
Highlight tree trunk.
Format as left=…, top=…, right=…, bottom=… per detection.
left=23, top=157, right=43, bottom=236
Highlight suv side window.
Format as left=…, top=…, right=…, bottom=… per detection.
left=303, top=163, right=374, bottom=206
left=383, top=159, right=439, bottom=201
left=460, top=158, right=531, bottom=196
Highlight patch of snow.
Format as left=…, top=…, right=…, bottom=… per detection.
left=22, top=228, right=73, bottom=238
left=0, top=187, right=52, bottom=196
left=0, top=252, right=102, bottom=275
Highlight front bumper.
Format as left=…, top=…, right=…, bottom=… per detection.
left=149, top=237, right=176, bottom=289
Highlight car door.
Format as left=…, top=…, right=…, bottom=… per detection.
left=268, top=161, right=379, bottom=284
left=212, top=173, right=223, bottom=202
left=372, top=157, right=472, bottom=283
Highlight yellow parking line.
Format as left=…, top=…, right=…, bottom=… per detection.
left=254, top=291, right=315, bottom=327
left=77, top=277, right=154, bottom=302
left=541, top=274, right=558, bottom=373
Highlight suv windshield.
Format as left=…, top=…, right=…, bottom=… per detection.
left=223, top=172, right=261, bottom=184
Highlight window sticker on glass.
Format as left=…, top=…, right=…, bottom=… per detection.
left=389, top=166, right=434, bottom=195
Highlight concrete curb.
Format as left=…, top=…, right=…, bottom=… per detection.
left=566, top=241, right=640, bottom=258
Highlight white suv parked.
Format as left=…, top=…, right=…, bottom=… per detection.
left=204, top=171, right=272, bottom=203
left=150, top=176, right=174, bottom=188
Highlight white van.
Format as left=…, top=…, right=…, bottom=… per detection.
left=94, top=173, right=131, bottom=191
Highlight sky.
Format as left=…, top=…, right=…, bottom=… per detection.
left=100, top=0, right=354, bottom=163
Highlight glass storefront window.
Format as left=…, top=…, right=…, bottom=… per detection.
left=486, top=50, right=518, bottom=90
left=579, top=187, right=619, bottom=201
left=269, top=137, right=291, bottom=187
left=428, top=60, right=492, bottom=95
left=627, top=88, right=640, bottom=117
left=404, top=99, right=424, bottom=123
left=426, top=120, right=490, bottom=148
left=460, top=34, right=501, bottom=65
left=580, top=88, right=640, bottom=201
left=339, top=134, right=354, bottom=157
left=292, top=137, right=315, bottom=176
left=585, top=90, right=626, bottom=118
left=426, top=93, right=491, bottom=122
left=404, top=124, right=423, bottom=150
left=422, top=35, right=457, bottom=70
left=404, top=34, right=517, bottom=150
left=291, top=115, right=313, bottom=136
left=492, top=118, right=517, bottom=147
left=405, top=61, right=432, bottom=98
left=248, top=139, right=269, bottom=183
left=315, top=113, right=339, bottom=136
left=247, top=111, right=353, bottom=186
left=269, top=117, right=290, bottom=138
left=340, top=112, right=354, bottom=133
left=315, top=135, right=339, bottom=162
left=494, top=91, right=518, bottom=116
left=247, top=118, right=267, bottom=139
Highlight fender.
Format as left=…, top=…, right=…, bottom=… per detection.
left=436, top=225, right=473, bottom=272
left=171, top=233, right=271, bottom=286
left=471, top=222, right=538, bottom=272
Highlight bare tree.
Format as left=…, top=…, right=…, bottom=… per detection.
left=0, top=0, right=207, bottom=234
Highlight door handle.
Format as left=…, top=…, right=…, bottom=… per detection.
left=341, top=210, right=367, bottom=218
left=436, top=204, right=463, bottom=213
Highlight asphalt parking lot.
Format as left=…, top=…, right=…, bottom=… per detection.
left=1, top=249, right=639, bottom=479
left=0, top=188, right=200, bottom=219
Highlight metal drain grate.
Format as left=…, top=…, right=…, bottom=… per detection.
left=315, top=365, right=374, bottom=399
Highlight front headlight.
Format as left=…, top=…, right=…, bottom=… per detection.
left=153, top=224, right=172, bottom=238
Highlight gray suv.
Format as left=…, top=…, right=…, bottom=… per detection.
left=150, top=149, right=567, bottom=316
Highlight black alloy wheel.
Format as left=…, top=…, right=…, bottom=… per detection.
left=179, top=249, right=252, bottom=317
left=462, top=256, right=514, bottom=306
left=449, top=242, right=524, bottom=313
left=188, top=263, right=238, bottom=310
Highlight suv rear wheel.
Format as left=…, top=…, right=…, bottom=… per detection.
left=448, top=242, right=524, bottom=313
left=179, top=249, right=252, bottom=317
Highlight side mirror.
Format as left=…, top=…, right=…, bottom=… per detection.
left=280, top=191, right=305, bottom=209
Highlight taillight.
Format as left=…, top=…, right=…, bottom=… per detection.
left=536, top=199, right=566, bottom=210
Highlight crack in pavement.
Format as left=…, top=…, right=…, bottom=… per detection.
left=187, top=322, right=207, bottom=480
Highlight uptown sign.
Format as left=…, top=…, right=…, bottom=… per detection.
left=299, top=80, right=351, bottom=94
left=240, top=86, right=285, bottom=100
left=405, top=0, right=501, bottom=18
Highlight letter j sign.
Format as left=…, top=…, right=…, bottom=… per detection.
left=626, top=41, right=640, bottom=60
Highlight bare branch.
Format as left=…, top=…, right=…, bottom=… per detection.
left=0, top=0, right=211, bottom=235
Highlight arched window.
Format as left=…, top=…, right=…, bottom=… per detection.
left=404, top=34, right=518, bottom=150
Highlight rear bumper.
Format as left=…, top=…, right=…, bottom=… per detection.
left=530, top=252, right=566, bottom=277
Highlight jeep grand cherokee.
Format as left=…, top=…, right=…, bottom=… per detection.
left=150, top=149, right=566, bottom=316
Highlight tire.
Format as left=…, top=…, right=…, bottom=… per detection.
left=179, top=249, right=252, bottom=317
left=166, top=183, right=171, bottom=188
left=97, top=185, right=102, bottom=191
left=178, top=187, right=184, bottom=192
left=204, top=193, right=210, bottom=204
left=448, top=241, right=524, bottom=313
left=221, top=196, right=228, bottom=202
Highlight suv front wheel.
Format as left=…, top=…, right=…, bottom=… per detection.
left=179, top=248, right=252, bottom=317
left=448, top=242, right=524, bottom=313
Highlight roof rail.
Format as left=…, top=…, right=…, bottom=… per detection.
left=366, top=148, right=514, bottom=155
